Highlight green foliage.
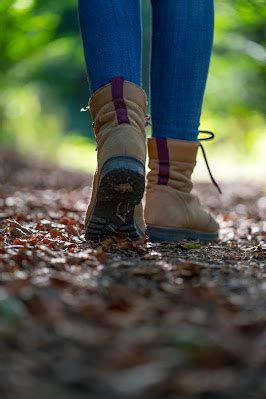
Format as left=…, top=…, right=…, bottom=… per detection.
left=0, top=0, right=265, bottom=175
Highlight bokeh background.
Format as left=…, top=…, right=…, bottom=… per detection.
left=1, top=0, right=265, bottom=180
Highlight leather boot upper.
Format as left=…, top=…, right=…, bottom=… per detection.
left=145, top=137, right=219, bottom=233
left=89, top=77, right=147, bottom=169
left=85, top=77, right=147, bottom=231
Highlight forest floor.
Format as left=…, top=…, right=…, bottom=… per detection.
left=0, top=149, right=265, bottom=399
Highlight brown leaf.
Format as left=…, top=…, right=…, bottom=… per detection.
left=49, top=229, right=63, bottom=238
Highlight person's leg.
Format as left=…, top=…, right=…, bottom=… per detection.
left=145, top=0, right=219, bottom=242
left=78, top=1, right=148, bottom=241
left=150, top=0, right=214, bottom=141
left=78, top=0, right=142, bottom=92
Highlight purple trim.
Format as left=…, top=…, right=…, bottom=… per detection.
left=111, top=76, right=130, bottom=124
left=156, top=138, right=170, bottom=185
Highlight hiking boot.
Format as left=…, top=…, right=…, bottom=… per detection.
left=144, top=137, right=219, bottom=242
left=84, top=76, right=147, bottom=241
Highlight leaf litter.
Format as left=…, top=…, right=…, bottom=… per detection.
left=0, top=149, right=265, bottom=399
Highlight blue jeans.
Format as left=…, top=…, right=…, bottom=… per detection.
left=78, top=0, right=214, bottom=142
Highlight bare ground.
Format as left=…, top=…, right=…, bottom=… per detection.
left=0, top=149, right=265, bottom=399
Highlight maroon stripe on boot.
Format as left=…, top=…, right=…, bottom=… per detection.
left=111, top=76, right=130, bottom=124
left=156, top=138, right=170, bottom=185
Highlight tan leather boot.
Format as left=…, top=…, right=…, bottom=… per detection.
left=144, top=137, right=219, bottom=242
left=84, top=76, right=147, bottom=241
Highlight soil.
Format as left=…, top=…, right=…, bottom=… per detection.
left=0, top=149, right=265, bottom=399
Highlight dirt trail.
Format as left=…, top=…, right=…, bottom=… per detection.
left=0, top=150, right=265, bottom=399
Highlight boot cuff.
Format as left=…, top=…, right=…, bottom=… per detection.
left=89, top=77, right=147, bottom=120
left=148, top=137, right=199, bottom=164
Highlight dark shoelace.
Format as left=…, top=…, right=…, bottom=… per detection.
left=144, top=114, right=152, bottom=127
left=198, top=130, right=222, bottom=194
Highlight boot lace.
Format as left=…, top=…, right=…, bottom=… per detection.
left=198, top=130, right=222, bottom=194
left=80, top=105, right=90, bottom=112
left=144, top=114, right=152, bottom=127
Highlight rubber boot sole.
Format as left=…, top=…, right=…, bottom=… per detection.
left=146, top=225, right=219, bottom=243
left=85, top=157, right=145, bottom=241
